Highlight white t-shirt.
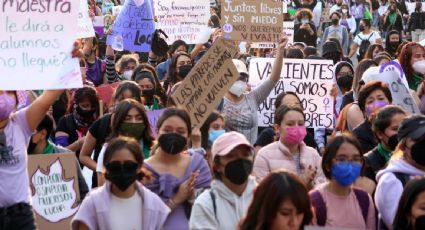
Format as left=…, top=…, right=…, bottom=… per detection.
left=353, top=31, right=381, bottom=56
left=110, top=192, right=143, bottom=230
left=96, top=143, right=108, bottom=173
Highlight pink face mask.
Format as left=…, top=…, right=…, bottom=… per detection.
left=366, top=100, right=388, bottom=117
left=0, top=93, right=16, bottom=120
left=283, top=126, right=307, bottom=145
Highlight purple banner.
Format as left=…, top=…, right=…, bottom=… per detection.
left=106, top=0, right=155, bottom=52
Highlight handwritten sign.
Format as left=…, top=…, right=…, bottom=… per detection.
left=28, top=153, right=80, bottom=229
left=77, top=0, right=95, bottom=38
left=249, top=58, right=335, bottom=128
left=221, top=0, right=284, bottom=42
left=246, top=21, right=294, bottom=49
left=154, top=0, right=210, bottom=44
left=147, top=109, right=166, bottom=137
left=106, top=0, right=155, bottom=52
left=369, top=70, right=420, bottom=114
left=171, top=38, right=239, bottom=127
left=0, top=0, right=82, bottom=90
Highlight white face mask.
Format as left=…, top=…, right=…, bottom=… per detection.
left=228, top=80, right=247, bottom=97
left=122, top=70, right=134, bottom=80
left=301, top=19, right=309, bottom=24
left=413, top=60, right=425, bottom=75
left=342, top=9, right=348, bottom=14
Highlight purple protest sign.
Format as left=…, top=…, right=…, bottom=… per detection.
left=106, top=0, right=155, bottom=52
left=147, top=109, right=165, bottom=138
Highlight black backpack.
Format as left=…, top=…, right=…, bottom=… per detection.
left=358, top=32, right=374, bottom=60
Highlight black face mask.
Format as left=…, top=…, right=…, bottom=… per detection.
left=224, top=158, right=253, bottom=185
left=158, top=133, right=187, bottom=155
left=105, top=161, right=138, bottom=191
left=336, top=73, right=353, bottom=92
left=387, top=134, right=399, bottom=151
left=142, top=88, right=155, bottom=99
left=332, top=18, right=339, bottom=25
left=76, top=106, right=96, bottom=118
left=359, top=25, right=365, bottom=32
left=411, top=139, right=425, bottom=165
left=27, top=137, right=37, bottom=154
left=416, top=215, right=425, bottom=229
left=389, top=41, right=400, bottom=49
left=178, top=65, right=192, bottom=78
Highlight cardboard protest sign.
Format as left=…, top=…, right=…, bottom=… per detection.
left=106, top=0, right=155, bottom=52
left=0, top=0, right=82, bottom=90
left=172, top=38, right=239, bottom=127
left=28, top=153, right=80, bottom=229
left=249, top=58, right=335, bottom=128
left=96, top=82, right=120, bottom=106
left=249, top=21, right=294, bottom=49
left=154, top=0, right=211, bottom=44
left=77, top=0, right=96, bottom=38
left=221, top=0, right=284, bottom=43
left=369, top=70, right=420, bottom=114
left=147, top=109, right=166, bottom=138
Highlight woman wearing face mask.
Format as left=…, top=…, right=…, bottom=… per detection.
left=163, top=52, right=193, bottom=95
left=322, top=12, right=349, bottom=55
left=189, top=131, right=256, bottom=229
left=375, top=115, right=425, bottom=229
left=253, top=105, right=326, bottom=188
left=399, top=42, right=425, bottom=91
left=310, top=135, right=376, bottom=229
left=239, top=170, right=313, bottom=230
left=294, top=9, right=318, bottom=47
left=385, top=30, right=402, bottom=58
left=334, top=61, right=354, bottom=111
left=105, top=45, right=139, bottom=83
left=0, top=89, right=64, bottom=229
left=407, top=1, right=425, bottom=43
left=200, top=111, right=225, bottom=170
left=80, top=81, right=143, bottom=188
left=131, top=64, right=167, bottom=110
left=364, top=43, right=385, bottom=60
left=352, top=81, right=393, bottom=153
left=72, top=137, right=170, bottom=230
left=222, top=35, right=288, bottom=144
left=96, top=99, right=154, bottom=186
left=393, top=177, right=425, bottom=230
left=348, top=19, right=383, bottom=61
left=340, top=4, right=357, bottom=42
left=143, top=108, right=212, bottom=230
left=55, top=86, right=100, bottom=156
left=365, top=105, right=407, bottom=183
left=383, top=3, right=403, bottom=36
left=82, top=37, right=107, bottom=86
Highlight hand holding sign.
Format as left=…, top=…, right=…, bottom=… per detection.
left=276, top=33, right=289, bottom=55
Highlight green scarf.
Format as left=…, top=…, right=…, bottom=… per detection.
left=389, top=13, right=397, bottom=25
left=409, top=74, right=424, bottom=91
left=377, top=143, right=391, bottom=162
left=43, top=141, right=55, bottom=154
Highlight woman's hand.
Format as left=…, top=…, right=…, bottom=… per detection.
left=190, top=127, right=202, bottom=149
left=301, top=165, right=317, bottom=188
left=173, top=170, right=200, bottom=205
left=276, top=33, right=289, bottom=57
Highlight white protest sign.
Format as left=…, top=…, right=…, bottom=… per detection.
left=249, top=58, right=335, bottom=128
left=77, top=0, right=96, bottom=38
left=154, top=0, right=211, bottom=44
left=0, top=1, right=82, bottom=90
left=369, top=70, right=420, bottom=114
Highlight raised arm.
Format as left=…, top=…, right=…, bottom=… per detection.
left=269, top=34, right=288, bottom=83
left=26, top=90, right=64, bottom=131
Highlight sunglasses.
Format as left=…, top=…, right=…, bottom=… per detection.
left=105, top=161, right=138, bottom=173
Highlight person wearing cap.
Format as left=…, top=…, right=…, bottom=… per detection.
left=221, top=34, right=288, bottom=144
left=375, top=115, right=425, bottom=229
left=322, top=12, right=349, bottom=56
left=189, top=131, right=257, bottom=230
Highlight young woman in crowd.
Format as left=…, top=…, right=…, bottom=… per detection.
left=352, top=80, right=393, bottom=153
left=310, top=135, right=375, bottom=229
left=385, top=30, right=402, bottom=58
left=143, top=108, right=212, bottom=230
left=398, top=42, right=425, bottom=91
left=294, top=8, right=318, bottom=47
left=131, top=63, right=167, bottom=110
left=239, top=171, right=313, bottom=230
left=105, top=45, right=139, bottom=83
left=200, top=111, right=225, bottom=169
left=96, top=99, right=154, bottom=185
left=80, top=81, right=143, bottom=187
left=189, top=131, right=256, bottom=229
left=365, top=105, right=407, bottom=183
left=72, top=137, right=170, bottom=230
left=393, top=177, right=425, bottom=230
left=163, top=52, right=193, bottom=95
left=82, top=37, right=107, bottom=86
left=375, top=115, right=425, bottom=229
left=222, top=35, right=288, bottom=144
left=55, top=86, right=100, bottom=157
left=364, top=44, right=385, bottom=60
left=155, top=40, right=188, bottom=81
left=253, top=105, right=326, bottom=188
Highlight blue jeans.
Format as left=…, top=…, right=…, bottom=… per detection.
left=0, top=203, right=36, bottom=230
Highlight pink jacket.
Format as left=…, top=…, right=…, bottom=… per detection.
left=253, top=141, right=326, bottom=187
left=71, top=181, right=170, bottom=230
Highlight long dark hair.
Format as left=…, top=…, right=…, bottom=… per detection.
left=163, top=52, right=192, bottom=92
left=156, top=107, right=192, bottom=136
left=200, top=111, right=224, bottom=150
left=240, top=170, right=313, bottom=230
left=110, top=99, right=153, bottom=148
left=393, top=177, right=425, bottom=230
left=112, top=81, right=142, bottom=103
left=131, top=63, right=167, bottom=106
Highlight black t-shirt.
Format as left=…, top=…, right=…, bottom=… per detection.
left=56, top=114, right=79, bottom=145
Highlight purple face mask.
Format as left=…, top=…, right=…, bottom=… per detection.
left=366, top=100, right=388, bottom=117
left=0, top=93, right=16, bottom=120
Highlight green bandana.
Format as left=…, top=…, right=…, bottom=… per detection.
left=43, top=141, right=55, bottom=154
left=377, top=143, right=391, bottom=162
left=409, top=74, right=424, bottom=91
left=389, top=13, right=397, bottom=25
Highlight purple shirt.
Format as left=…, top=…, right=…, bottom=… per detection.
left=86, top=58, right=105, bottom=87
left=72, top=181, right=170, bottom=230
left=144, top=151, right=212, bottom=230
left=0, top=108, right=32, bottom=207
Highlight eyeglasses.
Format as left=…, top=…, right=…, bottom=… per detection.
left=333, top=156, right=363, bottom=163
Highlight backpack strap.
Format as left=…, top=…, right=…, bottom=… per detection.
left=310, top=190, right=327, bottom=226
left=209, top=189, right=218, bottom=221
left=353, top=188, right=370, bottom=225
left=393, top=172, right=410, bottom=187
left=367, top=32, right=374, bottom=41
